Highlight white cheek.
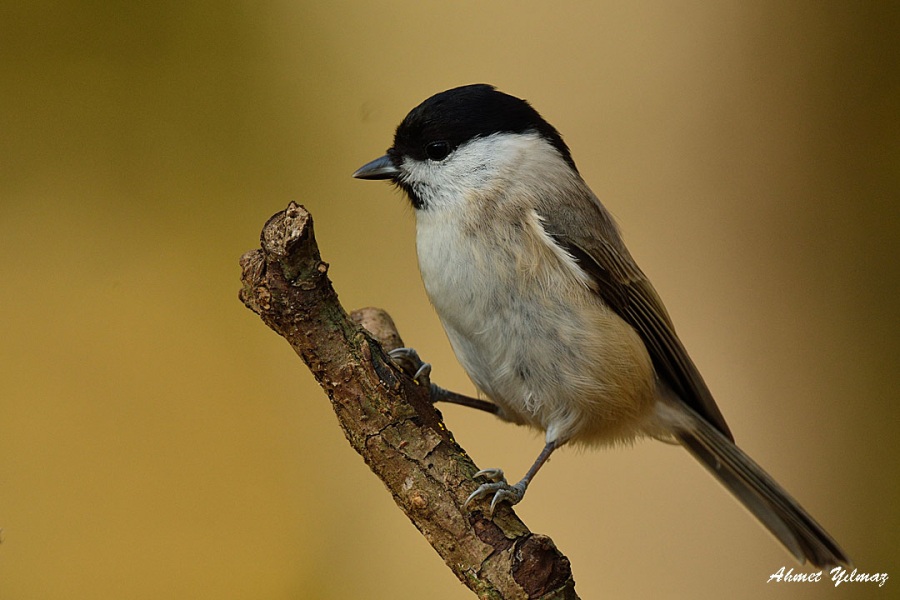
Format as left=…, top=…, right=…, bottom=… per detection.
left=400, top=132, right=541, bottom=211
left=402, top=160, right=468, bottom=211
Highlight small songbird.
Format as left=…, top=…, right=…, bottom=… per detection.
left=353, top=83, right=849, bottom=567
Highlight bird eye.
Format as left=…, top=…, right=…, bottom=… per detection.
left=425, top=141, right=451, bottom=161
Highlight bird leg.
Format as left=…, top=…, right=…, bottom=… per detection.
left=465, top=441, right=558, bottom=514
left=388, top=347, right=499, bottom=415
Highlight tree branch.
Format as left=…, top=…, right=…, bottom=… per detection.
left=239, top=203, right=578, bottom=599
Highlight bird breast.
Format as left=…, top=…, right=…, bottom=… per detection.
left=414, top=200, right=658, bottom=447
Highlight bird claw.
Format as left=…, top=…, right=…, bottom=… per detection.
left=473, top=468, right=506, bottom=483
left=388, top=347, right=432, bottom=386
left=465, top=468, right=527, bottom=514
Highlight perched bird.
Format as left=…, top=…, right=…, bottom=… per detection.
left=353, top=83, right=849, bottom=567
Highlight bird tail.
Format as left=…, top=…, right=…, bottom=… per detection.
left=675, top=408, right=850, bottom=568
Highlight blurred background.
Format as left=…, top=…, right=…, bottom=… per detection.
left=1, top=2, right=897, bottom=598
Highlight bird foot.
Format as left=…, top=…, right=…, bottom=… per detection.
left=465, top=468, right=527, bottom=514
left=388, top=347, right=432, bottom=386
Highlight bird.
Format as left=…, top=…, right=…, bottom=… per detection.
left=352, top=83, right=849, bottom=567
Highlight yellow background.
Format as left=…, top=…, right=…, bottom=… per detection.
left=2, top=2, right=897, bottom=599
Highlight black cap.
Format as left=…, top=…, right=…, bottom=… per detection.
left=390, top=84, right=577, bottom=172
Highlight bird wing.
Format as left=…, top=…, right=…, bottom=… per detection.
left=536, top=190, right=733, bottom=440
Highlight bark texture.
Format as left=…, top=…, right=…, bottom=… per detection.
left=239, top=203, right=578, bottom=599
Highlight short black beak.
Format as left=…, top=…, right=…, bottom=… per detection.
left=352, top=154, right=401, bottom=180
